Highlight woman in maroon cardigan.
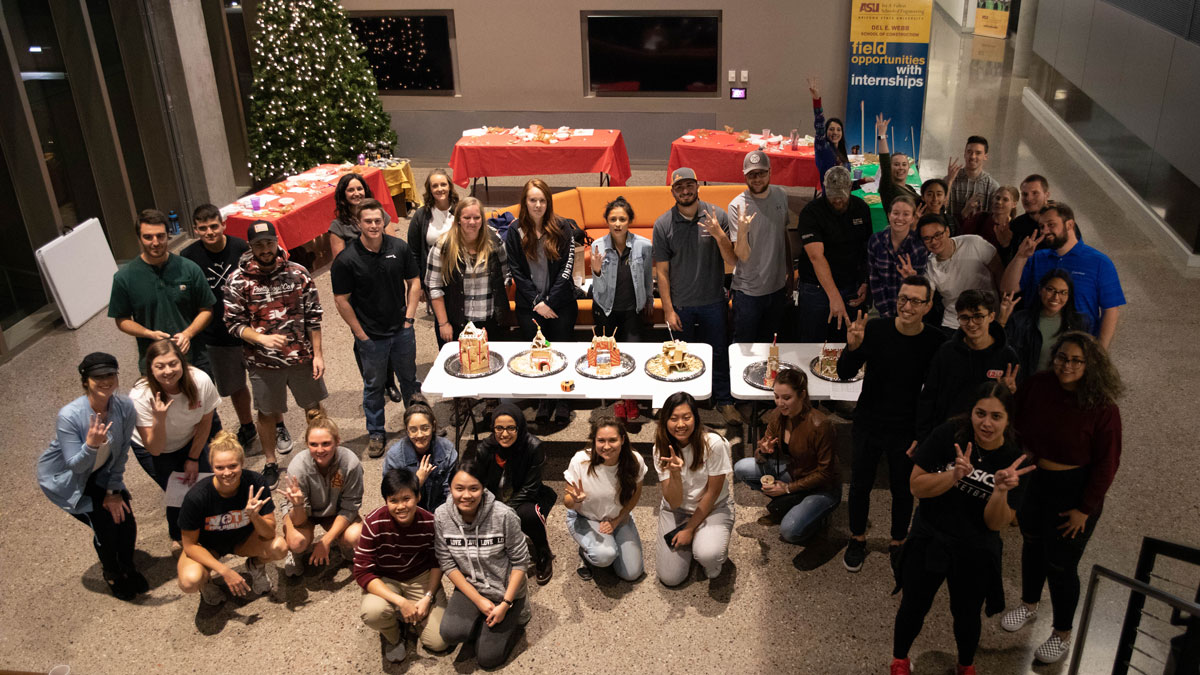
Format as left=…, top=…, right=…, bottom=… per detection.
left=1003, top=330, right=1123, bottom=665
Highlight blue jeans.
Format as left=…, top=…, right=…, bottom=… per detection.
left=675, top=300, right=731, bottom=405
left=733, top=457, right=840, bottom=544
left=732, top=288, right=789, bottom=344
left=358, top=327, right=419, bottom=437
left=566, top=509, right=644, bottom=581
left=796, top=282, right=860, bottom=343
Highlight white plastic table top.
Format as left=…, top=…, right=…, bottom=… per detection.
left=423, top=341, right=713, bottom=409
left=729, top=342, right=863, bottom=402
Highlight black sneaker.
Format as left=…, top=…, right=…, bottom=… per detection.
left=126, top=569, right=150, bottom=594
left=262, top=462, right=280, bottom=487
left=386, top=384, right=403, bottom=403
left=275, top=424, right=293, bottom=455
left=237, top=422, right=258, bottom=449
left=843, top=538, right=867, bottom=572
left=576, top=549, right=593, bottom=581
left=535, top=551, right=554, bottom=585
left=103, top=570, right=136, bottom=601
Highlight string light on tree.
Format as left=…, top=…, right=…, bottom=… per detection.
left=248, top=0, right=396, bottom=182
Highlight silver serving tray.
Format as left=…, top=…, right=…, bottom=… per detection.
left=742, top=360, right=802, bottom=391
left=443, top=351, right=504, bottom=379
left=809, top=356, right=864, bottom=383
left=574, top=354, right=636, bottom=380
left=507, top=349, right=568, bottom=378
left=644, top=354, right=706, bottom=382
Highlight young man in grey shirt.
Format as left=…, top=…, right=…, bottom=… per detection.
left=728, top=150, right=794, bottom=343
left=652, top=167, right=743, bottom=426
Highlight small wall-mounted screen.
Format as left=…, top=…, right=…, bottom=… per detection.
left=586, top=14, right=719, bottom=95
left=730, top=87, right=747, bottom=99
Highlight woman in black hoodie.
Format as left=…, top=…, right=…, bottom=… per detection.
left=473, top=403, right=557, bottom=584
left=505, top=178, right=579, bottom=423
left=997, top=268, right=1092, bottom=384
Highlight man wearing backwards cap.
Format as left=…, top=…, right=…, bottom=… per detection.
left=727, top=150, right=794, bottom=343
left=652, top=167, right=743, bottom=426
left=224, top=221, right=327, bottom=487
left=795, top=166, right=873, bottom=342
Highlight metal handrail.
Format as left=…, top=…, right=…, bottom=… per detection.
left=1069, top=565, right=1200, bottom=675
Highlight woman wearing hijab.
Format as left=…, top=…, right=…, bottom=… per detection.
left=472, top=403, right=557, bottom=585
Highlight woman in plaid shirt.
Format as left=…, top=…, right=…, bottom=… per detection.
left=426, top=197, right=514, bottom=342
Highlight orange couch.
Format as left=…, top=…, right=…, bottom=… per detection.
left=491, top=185, right=746, bottom=325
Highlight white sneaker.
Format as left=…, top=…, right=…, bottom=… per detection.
left=200, top=579, right=225, bottom=605
left=1001, top=604, right=1037, bottom=632
left=1034, top=633, right=1072, bottom=664
left=243, top=558, right=273, bottom=595
left=275, top=424, right=293, bottom=454
left=283, top=550, right=303, bottom=577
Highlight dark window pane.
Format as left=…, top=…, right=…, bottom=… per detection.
left=0, top=147, right=49, bottom=330
left=348, top=14, right=455, bottom=92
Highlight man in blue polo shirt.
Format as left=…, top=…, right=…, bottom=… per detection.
left=1001, top=201, right=1123, bottom=349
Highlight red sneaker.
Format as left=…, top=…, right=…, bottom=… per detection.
left=890, top=658, right=911, bottom=675
left=956, top=666, right=976, bottom=675
left=623, top=399, right=639, bottom=421
left=613, top=400, right=627, bottom=420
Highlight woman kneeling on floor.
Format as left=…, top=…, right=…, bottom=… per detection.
left=280, top=415, right=364, bottom=577
left=355, top=468, right=448, bottom=663
left=653, top=391, right=734, bottom=586
left=435, top=457, right=532, bottom=669
left=890, top=382, right=1035, bottom=675
left=176, top=431, right=286, bottom=604
left=564, top=416, right=647, bottom=582
left=733, top=368, right=841, bottom=544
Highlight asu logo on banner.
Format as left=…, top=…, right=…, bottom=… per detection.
left=845, top=0, right=934, bottom=158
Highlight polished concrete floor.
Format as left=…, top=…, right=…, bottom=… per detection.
left=5, top=9, right=1200, bottom=675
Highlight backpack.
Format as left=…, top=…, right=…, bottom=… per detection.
left=487, top=211, right=516, bottom=240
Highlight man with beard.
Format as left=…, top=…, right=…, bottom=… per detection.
left=109, top=209, right=215, bottom=374
left=224, top=221, right=327, bottom=486
left=838, top=276, right=946, bottom=573
left=945, top=136, right=1000, bottom=231
left=1001, top=201, right=1123, bottom=349
left=653, top=167, right=743, bottom=426
left=727, top=150, right=794, bottom=343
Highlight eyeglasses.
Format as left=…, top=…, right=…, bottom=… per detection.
left=920, top=230, right=947, bottom=244
left=1052, top=353, right=1086, bottom=368
left=896, top=296, right=930, bottom=307
left=956, top=312, right=990, bottom=325
left=493, top=425, right=518, bottom=434
left=1041, top=287, right=1070, bottom=298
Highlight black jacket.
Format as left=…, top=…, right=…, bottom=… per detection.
left=473, top=403, right=555, bottom=508
left=407, top=206, right=437, bottom=292
left=1004, top=308, right=1092, bottom=384
left=504, top=218, right=578, bottom=312
left=916, top=321, right=1019, bottom=439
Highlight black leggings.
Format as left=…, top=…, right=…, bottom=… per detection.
left=893, top=535, right=988, bottom=666
left=848, top=425, right=915, bottom=541
left=511, top=486, right=556, bottom=559
left=69, top=475, right=137, bottom=577
left=1019, top=467, right=1100, bottom=631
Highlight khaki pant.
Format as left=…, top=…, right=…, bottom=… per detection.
left=360, top=569, right=448, bottom=651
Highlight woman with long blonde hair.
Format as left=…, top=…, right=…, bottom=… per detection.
left=426, top=196, right=513, bottom=343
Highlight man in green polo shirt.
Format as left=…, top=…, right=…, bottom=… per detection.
left=108, top=209, right=216, bottom=374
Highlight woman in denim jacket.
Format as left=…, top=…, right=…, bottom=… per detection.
left=591, top=196, right=654, bottom=419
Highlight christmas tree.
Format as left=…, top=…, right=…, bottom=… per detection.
left=248, top=0, right=396, bottom=183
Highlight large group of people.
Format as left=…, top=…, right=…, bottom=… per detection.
left=35, top=117, right=1130, bottom=672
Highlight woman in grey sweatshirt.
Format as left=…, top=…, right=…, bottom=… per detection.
left=435, top=457, right=532, bottom=668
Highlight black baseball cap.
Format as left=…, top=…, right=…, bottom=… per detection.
left=78, top=352, right=119, bottom=377
left=246, top=220, right=277, bottom=243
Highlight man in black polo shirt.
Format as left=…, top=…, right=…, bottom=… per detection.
left=795, top=166, right=873, bottom=342
left=331, top=198, right=422, bottom=458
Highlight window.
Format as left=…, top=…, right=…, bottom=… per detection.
left=347, top=12, right=456, bottom=93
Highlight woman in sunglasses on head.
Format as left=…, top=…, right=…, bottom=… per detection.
left=1002, top=331, right=1123, bottom=665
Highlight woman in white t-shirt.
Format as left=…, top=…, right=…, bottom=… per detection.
left=563, top=416, right=647, bottom=582
left=913, top=215, right=1004, bottom=329
left=130, top=339, right=220, bottom=544
left=652, top=392, right=734, bottom=586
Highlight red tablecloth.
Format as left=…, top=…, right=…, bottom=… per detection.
left=449, top=130, right=632, bottom=188
left=224, top=165, right=398, bottom=251
left=667, top=130, right=819, bottom=188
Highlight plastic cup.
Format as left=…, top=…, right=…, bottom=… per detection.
left=760, top=475, right=775, bottom=487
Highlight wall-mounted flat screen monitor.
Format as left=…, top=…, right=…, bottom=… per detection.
left=584, top=13, right=720, bottom=96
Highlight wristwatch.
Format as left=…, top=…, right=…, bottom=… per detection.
left=404, top=317, right=415, bottom=326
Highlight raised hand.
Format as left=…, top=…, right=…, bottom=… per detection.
left=245, top=485, right=268, bottom=515
left=807, top=75, right=821, bottom=100
left=416, top=454, right=435, bottom=484
left=875, top=113, right=890, bottom=138
left=659, top=447, right=684, bottom=474
left=963, top=193, right=984, bottom=220
left=731, top=205, right=757, bottom=233
left=995, top=363, right=1020, bottom=393
left=1017, top=232, right=1044, bottom=259
left=85, top=413, right=112, bottom=448
left=945, top=157, right=962, bottom=185
left=151, top=393, right=173, bottom=419
left=700, top=210, right=726, bottom=240
left=846, top=310, right=868, bottom=350
left=997, top=292, right=1019, bottom=326
left=915, top=201, right=928, bottom=218
left=952, top=443, right=975, bottom=481
left=564, top=479, right=588, bottom=504
left=281, top=475, right=305, bottom=510
left=1057, top=509, right=1089, bottom=539
left=897, top=253, right=918, bottom=279
left=994, top=454, right=1036, bottom=492
left=756, top=434, right=777, bottom=459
